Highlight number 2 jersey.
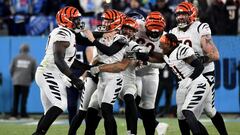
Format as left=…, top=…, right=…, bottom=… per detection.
left=39, top=26, right=77, bottom=71
left=170, top=21, right=214, bottom=74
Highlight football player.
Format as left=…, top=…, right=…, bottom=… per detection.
left=137, top=33, right=210, bottom=135
left=133, top=11, right=168, bottom=135
left=32, top=6, right=88, bottom=135
left=170, top=2, right=228, bottom=135
left=81, top=9, right=127, bottom=135
left=88, top=17, right=141, bottom=135
left=68, top=9, right=127, bottom=135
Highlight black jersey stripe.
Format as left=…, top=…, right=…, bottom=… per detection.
left=202, top=23, right=208, bottom=29
left=57, top=31, right=68, bottom=36
left=59, top=28, right=71, bottom=37
left=197, top=23, right=204, bottom=33
left=176, top=46, right=182, bottom=59
left=179, top=47, right=188, bottom=56
left=131, top=45, right=140, bottom=51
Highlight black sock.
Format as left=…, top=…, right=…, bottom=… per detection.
left=211, top=112, right=228, bottom=135
left=36, top=115, right=45, bottom=131
left=124, top=94, right=138, bottom=134
left=178, top=119, right=190, bottom=135
left=138, top=107, right=156, bottom=135
left=101, top=103, right=117, bottom=135
left=197, top=121, right=209, bottom=135
left=135, top=95, right=141, bottom=106
left=33, top=106, right=63, bottom=135
left=182, top=110, right=207, bottom=135
left=68, top=110, right=87, bottom=135
left=85, top=108, right=101, bottom=135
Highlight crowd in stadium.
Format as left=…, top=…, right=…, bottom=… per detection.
left=0, top=0, right=239, bottom=36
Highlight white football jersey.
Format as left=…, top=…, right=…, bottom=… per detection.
left=97, top=34, right=127, bottom=79
left=170, top=21, right=214, bottom=73
left=97, top=34, right=127, bottom=64
left=40, top=26, right=76, bottom=71
left=164, top=44, right=195, bottom=80
left=134, top=23, right=163, bottom=75
left=122, top=40, right=139, bottom=81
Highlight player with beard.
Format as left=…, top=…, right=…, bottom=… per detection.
left=170, top=2, right=228, bottom=135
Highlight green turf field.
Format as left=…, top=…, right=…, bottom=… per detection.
left=0, top=117, right=239, bottom=135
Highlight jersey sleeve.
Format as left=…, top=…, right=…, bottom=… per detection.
left=197, top=23, right=211, bottom=37
left=176, top=45, right=195, bottom=60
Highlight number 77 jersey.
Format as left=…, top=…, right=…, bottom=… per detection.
left=170, top=21, right=214, bottom=73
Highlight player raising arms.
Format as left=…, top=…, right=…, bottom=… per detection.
left=170, top=2, right=228, bottom=135
left=32, top=6, right=88, bottom=135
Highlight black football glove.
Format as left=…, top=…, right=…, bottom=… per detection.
left=135, top=52, right=149, bottom=62
left=69, top=73, right=84, bottom=91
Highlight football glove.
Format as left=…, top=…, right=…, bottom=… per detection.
left=69, top=73, right=85, bottom=91
left=90, top=66, right=100, bottom=75
left=135, top=52, right=149, bottom=62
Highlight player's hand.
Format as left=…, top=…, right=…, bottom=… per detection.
left=135, top=52, right=149, bottom=62
left=83, top=29, right=95, bottom=42
left=69, top=73, right=85, bottom=91
left=178, top=78, right=192, bottom=89
left=90, top=66, right=100, bottom=75
left=71, top=78, right=85, bottom=91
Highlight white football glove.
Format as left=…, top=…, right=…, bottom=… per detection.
left=178, top=78, right=192, bottom=89
left=90, top=66, right=100, bottom=75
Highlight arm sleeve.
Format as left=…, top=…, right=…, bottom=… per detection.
left=75, top=32, right=104, bottom=46
left=71, top=59, right=91, bottom=75
left=93, top=39, right=127, bottom=56
left=189, top=58, right=204, bottom=80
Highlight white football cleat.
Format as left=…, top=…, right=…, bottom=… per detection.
left=156, top=122, right=169, bottom=135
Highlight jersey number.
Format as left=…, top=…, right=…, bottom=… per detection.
left=136, top=38, right=155, bottom=53
left=179, top=39, right=192, bottom=47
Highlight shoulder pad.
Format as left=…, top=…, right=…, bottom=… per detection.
left=176, top=45, right=194, bottom=60
left=197, top=23, right=211, bottom=35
